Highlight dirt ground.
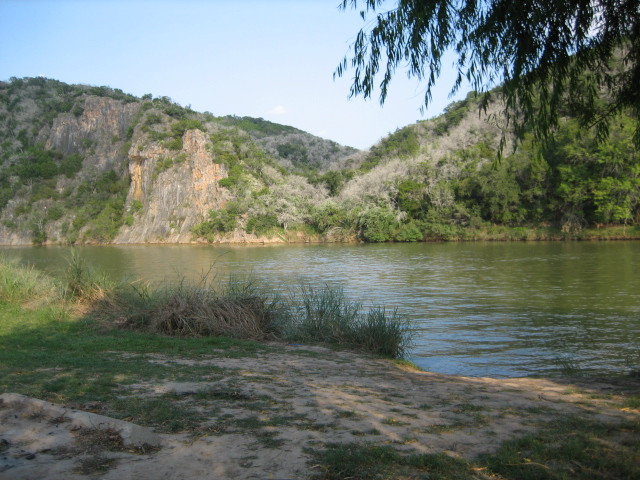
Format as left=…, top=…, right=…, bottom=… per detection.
left=1, top=344, right=638, bottom=480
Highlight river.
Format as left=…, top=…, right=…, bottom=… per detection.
left=4, top=241, right=640, bottom=378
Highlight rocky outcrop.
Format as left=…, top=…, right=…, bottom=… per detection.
left=45, top=96, right=138, bottom=173
left=114, top=129, right=230, bottom=244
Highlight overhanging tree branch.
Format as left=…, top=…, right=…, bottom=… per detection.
left=336, top=0, right=640, bottom=149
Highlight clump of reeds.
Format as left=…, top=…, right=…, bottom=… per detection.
left=63, top=249, right=115, bottom=302
left=99, top=273, right=280, bottom=341
left=278, top=283, right=413, bottom=358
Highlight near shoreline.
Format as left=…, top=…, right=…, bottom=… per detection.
left=1, top=343, right=638, bottom=480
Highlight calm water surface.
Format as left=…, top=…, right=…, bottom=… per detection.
left=4, top=242, right=640, bottom=377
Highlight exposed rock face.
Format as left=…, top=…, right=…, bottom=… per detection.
left=115, top=129, right=230, bottom=244
left=46, top=96, right=138, bottom=173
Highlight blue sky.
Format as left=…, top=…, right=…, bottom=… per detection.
left=0, top=0, right=468, bottom=149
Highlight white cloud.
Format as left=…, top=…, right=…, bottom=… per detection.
left=268, top=105, right=287, bottom=115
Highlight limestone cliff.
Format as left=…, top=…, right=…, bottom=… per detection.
left=115, top=129, right=230, bottom=243
left=46, top=96, right=138, bottom=162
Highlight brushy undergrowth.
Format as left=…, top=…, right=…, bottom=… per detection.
left=0, top=255, right=412, bottom=357
left=95, top=277, right=412, bottom=358
left=98, top=273, right=281, bottom=341
left=23, top=255, right=413, bottom=358
left=311, top=415, right=640, bottom=480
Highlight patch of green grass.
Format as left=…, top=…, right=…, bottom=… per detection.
left=381, top=417, right=411, bottom=427
left=480, top=416, right=640, bottom=480
left=74, top=455, right=119, bottom=475
left=622, top=394, right=640, bottom=409
left=405, top=452, right=473, bottom=480
left=0, top=290, right=272, bottom=416
left=309, top=443, right=474, bottom=480
left=311, top=415, right=640, bottom=480
left=309, top=443, right=404, bottom=480
left=0, top=255, right=58, bottom=304
left=454, top=403, right=484, bottom=413
left=109, top=395, right=204, bottom=433
left=254, top=430, right=286, bottom=449
left=424, top=423, right=461, bottom=434
left=193, top=387, right=254, bottom=402
left=336, top=410, right=361, bottom=419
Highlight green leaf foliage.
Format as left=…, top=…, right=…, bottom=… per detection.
left=359, top=207, right=398, bottom=242
left=337, top=1, right=640, bottom=148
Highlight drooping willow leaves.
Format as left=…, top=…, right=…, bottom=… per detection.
left=336, top=0, right=640, bottom=150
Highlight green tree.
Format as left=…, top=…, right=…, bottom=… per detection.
left=337, top=1, right=640, bottom=147
left=396, top=179, right=425, bottom=218
left=191, top=202, right=243, bottom=239
left=359, top=206, right=398, bottom=242
left=544, top=116, right=640, bottom=228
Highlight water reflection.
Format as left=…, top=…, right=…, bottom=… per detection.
left=4, top=241, right=640, bottom=378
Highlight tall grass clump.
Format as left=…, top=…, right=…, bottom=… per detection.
left=276, top=283, right=413, bottom=358
left=0, top=256, right=58, bottom=304
left=350, top=307, right=412, bottom=358
left=282, top=284, right=360, bottom=343
left=63, top=249, right=115, bottom=301
left=98, top=272, right=280, bottom=341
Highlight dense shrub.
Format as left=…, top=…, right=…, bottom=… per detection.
left=59, top=153, right=84, bottom=178
left=359, top=207, right=398, bottom=242
left=191, top=202, right=243, bottom=240
left=311, top=203, right=351, bottom=233
left=246, top=214, right=279, bottom=235
left=395, top=222, right=423, bottom=242
left=15, top=146, right=61, bottom=180
left=361, top=127, right=419, bottom=171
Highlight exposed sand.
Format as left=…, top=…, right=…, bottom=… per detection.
left=1, top=344, right=638, bottom=479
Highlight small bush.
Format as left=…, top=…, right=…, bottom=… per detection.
left=395, top=222, right=423, bottom=242
left=360, top=207, right=397, bottom=242
left=164, top=137, right=183, bottom=151
left=130, top=200, right=143, bottom=212
left=246, top=214, right=279, bottom=235
left=59, top=153, right=84, bottom=178
left=191, top=204, right=240, bottom=239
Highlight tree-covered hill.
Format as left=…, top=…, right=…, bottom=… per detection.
left=0, top=76, right=638, bottom=245
left=335, top=90, right=640, bottom=241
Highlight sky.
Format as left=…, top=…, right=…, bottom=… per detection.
left=0, top=0, right=469, bottom=150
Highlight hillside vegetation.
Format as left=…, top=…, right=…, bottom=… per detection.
left=0, top=77, right=638, bottom=245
